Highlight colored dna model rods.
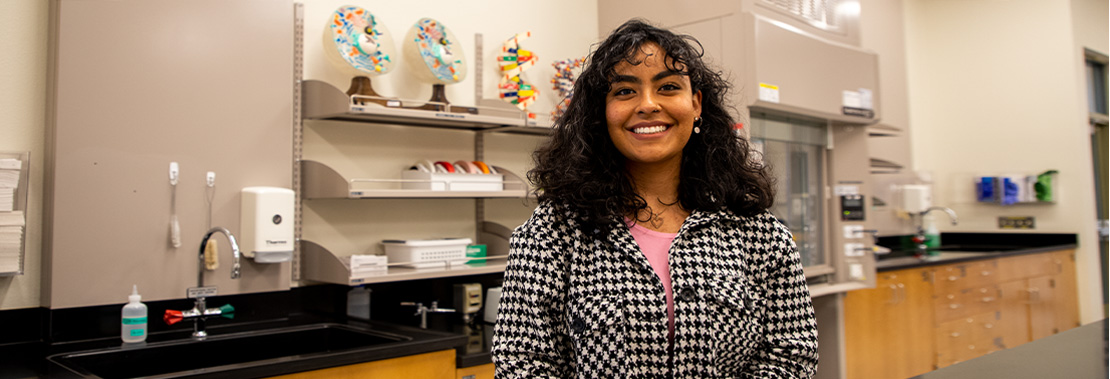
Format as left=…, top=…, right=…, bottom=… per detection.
left=551, top=57, right=583, bottom=119
left=498, top=32, right=538, bottom=115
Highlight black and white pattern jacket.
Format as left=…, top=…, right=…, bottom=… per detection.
left=492, top=201, right=818, bottom=378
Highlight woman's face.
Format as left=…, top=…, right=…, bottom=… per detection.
left=605, top=42, right=702, bottom=168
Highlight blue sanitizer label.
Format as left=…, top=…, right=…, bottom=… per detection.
left=130, top=329, right=145, bottom=337
left=123, top=317, right=147, bottom=325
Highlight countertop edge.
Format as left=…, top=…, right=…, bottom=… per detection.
left=877, top=244, right=1077, bottom=272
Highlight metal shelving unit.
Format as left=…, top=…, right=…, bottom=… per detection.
left=297, top=81, right=540, bottom=286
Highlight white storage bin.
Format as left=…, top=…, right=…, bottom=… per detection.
left=382, top=238, right=472, bottom=268
left=401, top=170, right=503, bottom=191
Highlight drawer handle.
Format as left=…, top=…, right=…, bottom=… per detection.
left=982, top=297, right=995, bottom=303
left=968, top=345, right=976, bottom=350
left=981, top=271, right=992, bottom=276
left=948, top=275, right=959, bottom=281
left=984, top=323, right=994, bottom=329
left=949, top=304, right=960, bottom=309
left=951, top=332, right=960, bottom=337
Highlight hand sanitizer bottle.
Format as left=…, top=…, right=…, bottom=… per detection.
left=122, top=285, right=148, bottom=343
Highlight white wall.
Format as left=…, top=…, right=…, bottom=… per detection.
left=0, top=0, right=48, bottom=310
left=905, top=0, right=1106, bottom=323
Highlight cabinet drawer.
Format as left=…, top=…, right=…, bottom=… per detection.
left=935, top=312, right=1005, bottom=367
left=997, top=253, right=1058, bottom=282
left=933, top=260, right=998, bottom=295
left=934, top=285, right=1001, bottom=323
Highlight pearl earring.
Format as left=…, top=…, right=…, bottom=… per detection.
left=694, top=117, right=702, bottom=134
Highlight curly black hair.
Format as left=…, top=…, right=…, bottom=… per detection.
left=529, top=19, right=774, bottom=234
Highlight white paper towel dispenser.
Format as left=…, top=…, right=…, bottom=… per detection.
left=240, top=186, right=294, bottom=263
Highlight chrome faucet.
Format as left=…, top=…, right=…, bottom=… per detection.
left=401, top=301, right=455, bottom=329
left=163, top=227, right=241, bottom=339
left=913, top=207, right=958, bottom=256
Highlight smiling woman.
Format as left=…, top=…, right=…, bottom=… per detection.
left=492, top=19, right=819, bottom=378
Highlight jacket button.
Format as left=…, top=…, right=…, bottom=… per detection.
left=571, top=317, right=586, bottom=334
left=678, top=287, right=696, bottom=301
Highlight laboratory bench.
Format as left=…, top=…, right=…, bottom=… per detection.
left=847, top=232, right=1081, bottom=379
left=0, top=276, right=501, bottom=378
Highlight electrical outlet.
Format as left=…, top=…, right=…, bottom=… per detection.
left=999, top=216, right=1035, bottom=229
left=843, top=225, right=864, bottom=239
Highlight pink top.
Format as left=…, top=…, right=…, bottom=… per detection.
left=627, top=221, right=677, bottom=344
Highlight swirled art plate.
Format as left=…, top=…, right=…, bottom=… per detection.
left=403, top=17, right=467, bottom=84
left=324, top=5, right=396, bottom=76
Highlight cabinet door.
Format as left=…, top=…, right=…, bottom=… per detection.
left=1028, top=275, right=1059, bottom=340
left=845, top=268, right=934, bottom=378
left=997, top=280, right=1031, bottom=348
left=1052, top=250, right=1080, bottom=332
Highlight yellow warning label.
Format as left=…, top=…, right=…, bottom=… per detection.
left=759, top=83, right=779, bottom=90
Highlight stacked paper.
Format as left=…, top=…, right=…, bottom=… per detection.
left=345, top=254, right=388, bottom=278
left=0, top=210, right=24, bottom=273
left=0, top=158, right=20, bottom=212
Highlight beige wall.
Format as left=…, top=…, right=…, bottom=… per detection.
left=0, top=0, right=48, bottom=310
left=905, top=0, right=1106, bottom=323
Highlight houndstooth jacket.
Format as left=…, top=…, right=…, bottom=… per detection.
left=492, top=201, right=818, bottom=378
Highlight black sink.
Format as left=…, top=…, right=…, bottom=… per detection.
left=932, top=244, right=1024, bottom=252
left=47, top=323, right=411, bottom=378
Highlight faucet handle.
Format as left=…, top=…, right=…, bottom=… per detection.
left=231, top=262, right=241, bottom=279
left=429, top=301, right=455, bottom=313
left=401, top=301, right=427, bottom=316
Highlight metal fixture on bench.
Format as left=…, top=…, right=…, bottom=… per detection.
left=163, top=227, right=241, bottom=339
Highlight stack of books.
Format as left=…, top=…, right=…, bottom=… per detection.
left=0, top=158, right=23, bottom=274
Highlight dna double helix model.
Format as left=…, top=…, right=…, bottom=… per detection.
left=498, top=32, right=538, bottom=114
left=551, top=57, right=583, bottom=119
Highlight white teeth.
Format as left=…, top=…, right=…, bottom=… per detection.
left=632, top=125, right=668, bottom=134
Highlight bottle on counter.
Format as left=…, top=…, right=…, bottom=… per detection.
left=122, top=284, right=148, bottom=343
left=923, top=214, right=941, bottom=253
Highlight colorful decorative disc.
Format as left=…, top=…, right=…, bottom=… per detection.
left=323, top=6, right=396, bottom=76
left=404, top=18, right=467, bottom=84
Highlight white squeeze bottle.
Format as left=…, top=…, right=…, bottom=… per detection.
left=122, top=285, right=148, bottom=343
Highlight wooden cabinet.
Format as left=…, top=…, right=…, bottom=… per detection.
left=268, top=349, right=456, bottom=378
left=845, top=249, right=1079, bottom=377
left=844, top=267, right=935, bottom=379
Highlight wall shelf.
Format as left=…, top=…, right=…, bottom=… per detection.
left=298, top=78, right=541, bottom=285
left=301, top=160, right=529, bottom=200
left=303, top=80, right=552, bottom=136
left=300, top=221, right=513, bottom=285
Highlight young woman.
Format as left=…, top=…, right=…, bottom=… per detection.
left=492, top=19, right=818, bottom=378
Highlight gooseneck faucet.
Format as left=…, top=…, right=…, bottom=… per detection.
left=199, top=227, right=241, bottom=284
left=914, top=206, right=959, bottom=256
left=164, top=227, right=241, bottom=340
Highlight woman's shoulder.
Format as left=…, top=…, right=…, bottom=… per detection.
left=515, top=200, right=582, bottom=236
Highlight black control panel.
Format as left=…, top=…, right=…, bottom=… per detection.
left=840, top=194, right=865, bottom=221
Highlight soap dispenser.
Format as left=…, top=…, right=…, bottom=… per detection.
left=122, top=285, right=148, bottom=343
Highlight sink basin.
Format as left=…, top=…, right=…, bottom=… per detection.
left=932, top=244, right=1024, bottom=252
left=47, top=323, right=411, bottom=378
